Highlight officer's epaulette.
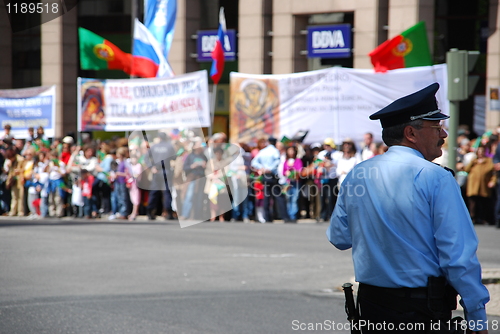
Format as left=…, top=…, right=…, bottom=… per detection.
left=433, top=163, right=455, bottom=177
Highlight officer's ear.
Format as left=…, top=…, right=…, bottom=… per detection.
left=403, top=125, right=418, bottom=144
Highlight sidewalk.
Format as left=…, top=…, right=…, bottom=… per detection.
left=483, top=269, right=500, bottom=316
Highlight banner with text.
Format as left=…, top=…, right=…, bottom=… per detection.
left=0, top=85, right=56, bottom=139
left=78, top=70, right=210, bottom=132
left=230, top=64, right=448, bottom=145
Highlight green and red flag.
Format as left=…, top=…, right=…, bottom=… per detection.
left=368, top=21, right=432, bottom=73
left=78, top=27, right=132, bottom=74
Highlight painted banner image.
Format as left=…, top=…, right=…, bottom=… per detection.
left=230, top=65, right=448, bottom=145
left=230, top=75, right=280, bottom=144
left=79, top=78, right=106, bottom=131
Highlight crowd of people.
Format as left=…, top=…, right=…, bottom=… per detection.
left=0, top=123, right=499, bottom=226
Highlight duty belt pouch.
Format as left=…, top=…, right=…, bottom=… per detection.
left=445, top=284, right=458, bottom=311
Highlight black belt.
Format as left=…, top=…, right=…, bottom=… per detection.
left=359, top=283, right=428, bottom=300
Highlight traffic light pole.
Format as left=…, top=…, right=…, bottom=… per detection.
left=447, top=100, right=459, bottom=171
left=446, top=49, right=479, bottom=171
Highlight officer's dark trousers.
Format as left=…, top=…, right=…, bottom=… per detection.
left=357, top=283, right=453, bottom=333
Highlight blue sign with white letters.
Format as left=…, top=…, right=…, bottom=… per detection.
left=307, top=24, right=352, bottom=59
left=197, top=29, right=237, bottom=62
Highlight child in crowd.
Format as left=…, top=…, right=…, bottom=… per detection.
left=80, top=169, right=95, bottom=219
left=113, top=147, right=129, bottom=219
left=24, top=172, right=43, bottom=218
left=71, top=175, right=84, bottom=218
left=127, top=154, right=142, bottom=221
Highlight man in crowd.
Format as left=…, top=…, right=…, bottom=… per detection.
left=327, top=83, right=489, bottom=333
left=145, top=132, right=176, bottom=220
left=361, top=132, right=374, bottom=161
left=251, top=136, right=289, bottom=223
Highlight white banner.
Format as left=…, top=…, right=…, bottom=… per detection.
left=230, top=64, right=448, bottom=145
left=78, top=70, right=210, bottom=132
left=0, top=85, right=56, bottom=139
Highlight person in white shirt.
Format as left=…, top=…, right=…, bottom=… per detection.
left=361, top=132, right=374, bottom=161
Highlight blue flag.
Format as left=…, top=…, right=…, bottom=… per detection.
left=144, top=0, right=177, bottom=59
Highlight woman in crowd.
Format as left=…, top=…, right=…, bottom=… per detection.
left=336, top=140, right=360, bottom=185
left=465, top=145, right=496, bottom=225
left=4, top=146, right=25, bottom=216
left=22, top=148, right=36, bottom=216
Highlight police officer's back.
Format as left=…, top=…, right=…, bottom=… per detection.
left=327, top=83, right=489, bottom=334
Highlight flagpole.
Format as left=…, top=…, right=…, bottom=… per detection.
left=130, top=0, right=138, bottom=79
left=209, top=84, right=217, bottom=138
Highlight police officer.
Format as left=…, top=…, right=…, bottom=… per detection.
left=327, top=83, right=489, bottom=333
left=145, top=132, right=176, bottom=220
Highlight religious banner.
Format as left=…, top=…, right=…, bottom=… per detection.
left=78, top=70, right=210, bottom=131
left=230, top=64, right=448, bottom=145
left=0, top=85, right=56, bottom=139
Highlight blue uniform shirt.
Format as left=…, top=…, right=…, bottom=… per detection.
left=327, top=146, right=489, bottom=327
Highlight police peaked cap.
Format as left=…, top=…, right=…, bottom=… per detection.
left=369, top=83, right=449, bottom=128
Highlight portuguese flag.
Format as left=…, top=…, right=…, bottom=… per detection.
left=78, top=27, right=132, bottom=74
left=368, top=21, right=432, bottom=73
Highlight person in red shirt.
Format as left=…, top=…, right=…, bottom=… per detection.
left=59, top=142, right=72, bottom=165
left=80, top=169, right=95, bottom=219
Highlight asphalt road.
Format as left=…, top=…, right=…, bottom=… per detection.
left=0, top=219, right=499, bottom=334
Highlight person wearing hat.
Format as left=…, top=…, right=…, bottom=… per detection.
left=327, top=83, right=489, bottom=333
left=317, top=138, right=336, bottom=160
